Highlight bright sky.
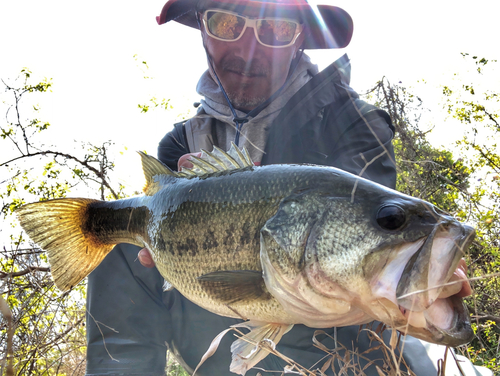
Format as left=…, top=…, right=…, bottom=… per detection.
left=0, top=0, right=499, bottom=183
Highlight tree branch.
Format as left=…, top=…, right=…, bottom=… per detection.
left=1, top=150, right=118, bottom=199
left=471, top=314, right=500, bottom=326
left=0, top=266, right=50, bottom=279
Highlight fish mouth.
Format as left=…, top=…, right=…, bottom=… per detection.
left=395, top=221, right=475, bottom=346
left=398, top=290, right=473, bottom=347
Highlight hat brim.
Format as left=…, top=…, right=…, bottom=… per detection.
left=156, top=0, right=353, bottom=49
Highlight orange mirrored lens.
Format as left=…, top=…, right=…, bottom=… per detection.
left=205, top=11, right=299, bottom=47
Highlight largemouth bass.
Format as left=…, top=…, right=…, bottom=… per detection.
left=17, top=145, right=474, bottom=375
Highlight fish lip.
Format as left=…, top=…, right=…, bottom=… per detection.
left=396, top=295, right=474, bottom=347
left=423, top=295, right=474, bottom=346
left=395, top=226, right=437, bottom=311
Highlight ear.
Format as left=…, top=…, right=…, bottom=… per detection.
left=293, top=31, right=307, bottom=58
left=198, top=14, right=210, bottom=47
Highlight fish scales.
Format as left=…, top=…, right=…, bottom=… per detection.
left=16, top=145, right=476, bottom=374
left=145, top=165, right=346, bottom=322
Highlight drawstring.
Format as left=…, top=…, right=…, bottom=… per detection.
left=232, top=117, right=249, bottom=145
left=197, top=12, right=305, bottom=146
left=205, top=56, right=250, bottom=146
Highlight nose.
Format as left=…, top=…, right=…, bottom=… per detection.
left=232, top=28, right=262, bottom=61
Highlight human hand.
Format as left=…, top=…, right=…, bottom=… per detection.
left=138, top=248, right=155, bottom=268
left=178, top=152, right=202, bottom=170
left=438, top=258, right=472, bottom=299
left=451, top=258, right=472, bottom=298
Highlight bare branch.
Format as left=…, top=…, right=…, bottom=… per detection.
left=0, top=266, right=50, bottom=279
left=1, top=150, right=119, bottom=199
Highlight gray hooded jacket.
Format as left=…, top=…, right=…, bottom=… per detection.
left=158, top=54, right=396, bottom=189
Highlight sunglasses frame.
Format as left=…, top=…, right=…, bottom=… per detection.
left=201, top=9, right=303, bottom=48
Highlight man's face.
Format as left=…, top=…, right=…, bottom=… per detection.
left=200, top=7, right=305, bottom=112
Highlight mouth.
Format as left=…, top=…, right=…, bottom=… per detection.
left=397, top=259, right=473, bottom=342
left=222, top=57, right=268, bottom=80
left=394, top=223, right=475, bottom=346
left=227, top=69, right=265, bottom=79
left=440, top=258, right=472, bottom=299
left=397, top=296, right=473, bottom=347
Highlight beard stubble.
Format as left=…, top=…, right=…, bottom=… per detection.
left=220, top=55, right=271, bottom=110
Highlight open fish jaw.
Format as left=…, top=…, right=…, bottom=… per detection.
left=400, top=223, right=474, bottom=346
left=368, top=222, right=475, bottom=346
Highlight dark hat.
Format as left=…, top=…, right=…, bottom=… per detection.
left=156, top=0, right=353, bottom=49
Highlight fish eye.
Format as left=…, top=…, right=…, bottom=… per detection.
left=376, top=205, right=406, bottom=231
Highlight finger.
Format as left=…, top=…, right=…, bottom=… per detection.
left=178, top=152, right=202, bottom=170
left=138, top=248, right=156, bottom=268
left=455, top=258, right=472, bottom=298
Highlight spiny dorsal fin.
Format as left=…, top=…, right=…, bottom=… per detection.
left=138, top=151, right=178, bottom=195
left=182, top=142, right=254, bottom=176
left=139, top=144, right=254, bottom=193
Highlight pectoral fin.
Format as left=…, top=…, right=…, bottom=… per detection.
left=198, top=270, right=271, bottom=304
left=162, top=279, right=174, bottom=292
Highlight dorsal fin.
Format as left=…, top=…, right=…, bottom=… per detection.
left=138, top=144, right=255, bottom=195
left=138, top=151, right=178, bottom=196
left=182, top=142, right=254, bottom=175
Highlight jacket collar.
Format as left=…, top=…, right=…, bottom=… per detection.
left=273, top=54, right=354, bottom=134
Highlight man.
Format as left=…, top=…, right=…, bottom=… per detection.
left=86, top=1, right=486, bottom=375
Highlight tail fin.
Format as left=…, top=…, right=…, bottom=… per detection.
left=16, top=198, right=116, bottom=292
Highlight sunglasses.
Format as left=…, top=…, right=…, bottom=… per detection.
left=202, top=9, right=303, bottom=48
